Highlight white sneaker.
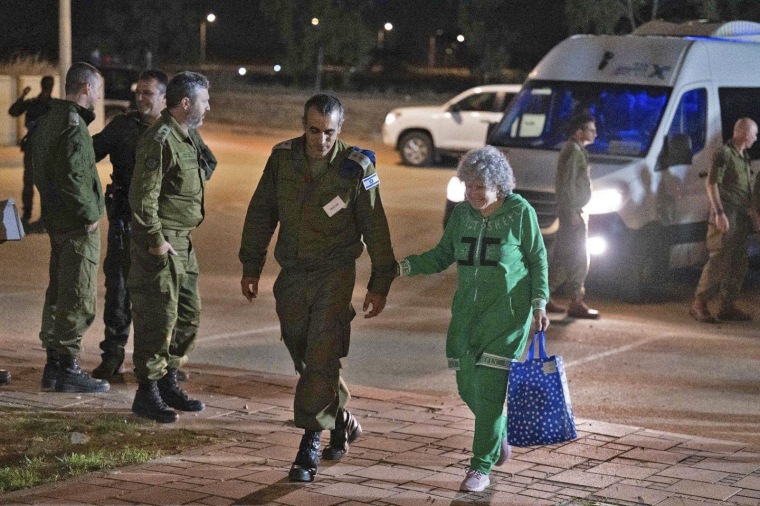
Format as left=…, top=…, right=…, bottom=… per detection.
left=460, top=468, right=490, bottom=492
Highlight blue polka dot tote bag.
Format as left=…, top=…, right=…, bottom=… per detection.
left=507, top=330, right=577, bottom=447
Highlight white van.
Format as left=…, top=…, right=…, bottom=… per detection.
left=484, top=19, right=760, bottom=300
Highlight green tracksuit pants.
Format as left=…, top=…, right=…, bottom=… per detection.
left=129, top=232, right=200, bottom=382
left=39, top=227, right=101, bottom=356
left=274, top=264, right=355, bottom=431
left=456, top=353, right=509, bottom=475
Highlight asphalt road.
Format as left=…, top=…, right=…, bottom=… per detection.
left=1, top=124, right=759, bottom=446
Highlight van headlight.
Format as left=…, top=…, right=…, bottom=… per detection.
left=587, top=236, right=607, bottom=256
left=584, top=188, right=625, bottom=215
left=447, top=176, right=466, bottom=202
left=384, top=111, right=399, bottom=126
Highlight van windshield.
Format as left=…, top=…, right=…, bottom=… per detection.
left=489, top=81, right=671, bottom=157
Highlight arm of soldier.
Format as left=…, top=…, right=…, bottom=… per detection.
left=92, top=117, right=118, bottom=162
left=706, top=150, right=729, bottom=233
left=7, top=93, right=30, bottom=117
left=129, top=138, right=175, bottom=254
left=59, top=125, right=102, bottom=229
left=568, top=150, right=591, bottom=225
left=239, top=156, right=279, bottom=300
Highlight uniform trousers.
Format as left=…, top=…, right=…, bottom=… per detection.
left=695, top=209, right=752, bottom=308
left=456, top=354, right=509, bottom=475
left=129, top=232, right=200, bottom=382
left=39, top=227, right=100, bottom=356
left=274, top=264, right=355, bottom=431
left=100, top=217, right=132, bottom=366
left=548, top=215, right=589, bottom=298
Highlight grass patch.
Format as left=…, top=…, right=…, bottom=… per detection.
left=0, top=409, right=219, bottom=494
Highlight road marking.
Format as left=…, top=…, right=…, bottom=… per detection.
left=199, top=325, right=281, bottom=343
left=564, top=336, right=662, bottom=368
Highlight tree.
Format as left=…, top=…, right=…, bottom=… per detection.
left=260, top=0, right=376, bottom=87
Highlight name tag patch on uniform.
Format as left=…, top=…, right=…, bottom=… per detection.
left=362, top=173, right=379, bottom=190
left=323, top=196, right=346, bottom=217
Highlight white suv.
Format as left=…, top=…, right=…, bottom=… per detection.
left=382, top=84, right=521, bottom=166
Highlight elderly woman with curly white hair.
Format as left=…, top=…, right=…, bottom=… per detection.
left=397, top=146, right=549, bottom=492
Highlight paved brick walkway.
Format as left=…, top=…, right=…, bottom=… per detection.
left=1, top=345, right=760, bottom=505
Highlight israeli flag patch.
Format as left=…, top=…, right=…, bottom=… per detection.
left=362, top=173, right=379, bottom=190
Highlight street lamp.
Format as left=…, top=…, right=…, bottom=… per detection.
left=377, top=22, right=393, bottom=49
left=200, top=13, right=216, bottom=63
left=311, top=18, right=323, bottom=93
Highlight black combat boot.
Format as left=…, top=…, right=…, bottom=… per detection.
left=157, top=368, right=205, bottom=412
left=289, top=430, right=321, bottom=482
left=42, top=348, right=61, bottom=391
left=55, top=355, right=110, bottom=393
left=322, top=409, right=362, bottom=461
left=132, top=381, right=179, bottom=423
left=92, top=359, right=126, bottom=382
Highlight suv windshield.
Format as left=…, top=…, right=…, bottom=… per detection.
left=489, top=81, right=671, bottom=157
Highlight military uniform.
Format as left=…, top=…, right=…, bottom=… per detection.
left=695, top=142, right=754, bottom=309
left=128, top=109, right=210, bottom=382
left=93, top=112, right=217, bottom=371
left=29, top=99, right=104, bottom=357
left=399, top=194, right=548, bottom=475
left=8, top=93, right=52, bottom=223
left=548, top=140, right=592, bottom=298
left=239, top=136, right=396, bottom=431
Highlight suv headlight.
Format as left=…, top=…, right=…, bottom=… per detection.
left=447, top=176, right=466, bottom=202
left=384, top=112, right=399, bottom=126
left=584, top=188, right=625, bottom=215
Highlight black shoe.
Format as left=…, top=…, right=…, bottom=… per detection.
left=42, top=348, right=60, bottom=391
left=92, top=360, right=126, bottom=382
left=55, top=355, right=110, bottom=393
left=289, top=430, right=321, bottom=482
left=132, top=382, right=178, bottom=423
left=322, top=409, right=362, bottom=461
left=157, top=368, right=204, bottom=412
left=0, top=370, right=10, bottom=385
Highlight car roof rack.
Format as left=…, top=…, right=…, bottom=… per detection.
left=633, top=19, right=760, bottom=41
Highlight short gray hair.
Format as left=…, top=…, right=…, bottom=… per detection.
left=65, top=62, right=101, bottom=95
left=166, top=71, right=209, bottom=108
left=457, top=146, right=515, bottom=198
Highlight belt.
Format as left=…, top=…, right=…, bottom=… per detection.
left=163, top=229, right=192, bottom=237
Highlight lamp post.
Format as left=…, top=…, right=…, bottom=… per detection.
left=200, top=13, right=216, bottom=64
left=377, top=22, right=393, bottom=49
left=312, top=18, right=323, bottom=93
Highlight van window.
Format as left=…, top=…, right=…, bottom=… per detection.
left=668, top=88, right=707, bottom=154
left=490, top=81, right=671, bottom=157
left=718, top=88, right=760, bottom=160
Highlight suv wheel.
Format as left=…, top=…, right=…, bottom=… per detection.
left=399, top=132, right=434, bottom=166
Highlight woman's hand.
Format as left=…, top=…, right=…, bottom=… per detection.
left=532, top=308, right=549, bottom=332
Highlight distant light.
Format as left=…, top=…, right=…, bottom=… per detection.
left=206, top=13, right=216, bottom=23
left=457, top=34, right=465, bottom=42
left=587, top=236, right=608, bottom=256
left=238, top=67, right=247, bottom=76
left=445, top=48, right=453, bottom=55
left=273, top=64, right=282, bottom=72
left=384, top=22, right=393, bottom=31
left=311, top=17, right=319, bottom=26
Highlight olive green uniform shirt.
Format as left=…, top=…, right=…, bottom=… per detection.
left=129, top=109, right=206, bottom=247
left=708, top=142, right=752, bottom=213
left=239, top=136, right=396, bottom=296
left=555, top=140, right=592, bottom=221
left=30, top=99, right=104, bottom=232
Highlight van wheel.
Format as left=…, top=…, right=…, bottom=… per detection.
left=400, top=132, right=434, bottom=166
left=618, top=225, right=670, bottom=303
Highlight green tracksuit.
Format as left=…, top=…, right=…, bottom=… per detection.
left=400, top=194, right=548, bottom=474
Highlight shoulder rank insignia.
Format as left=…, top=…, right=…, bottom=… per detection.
left=347, top=149, right=371, bottom=171
left=272, top=140, right=292, bottom=151
left=153, top=124, right=171, bottom=143
left=68, top=111, right=80, bottom=126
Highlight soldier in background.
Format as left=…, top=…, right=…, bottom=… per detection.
left=30, top=62, right=109, bottom=394
left=128, top=71, right=213, bottom=423
left=90, top=70, right=168, bottom=381
left=8, top=75, right=54, bottom=231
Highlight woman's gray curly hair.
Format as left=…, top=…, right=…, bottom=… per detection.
left=456, top=146, right=515, bottom=198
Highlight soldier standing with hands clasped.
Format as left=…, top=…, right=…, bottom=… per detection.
left=129, top=72, right=213, bottom=423
left=239, top=94, right=397, bottom=483
left=30, top=62, right=109, bottom=393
